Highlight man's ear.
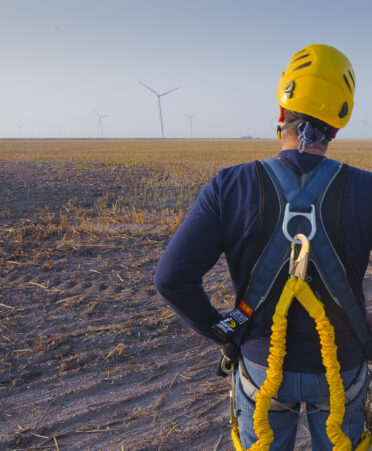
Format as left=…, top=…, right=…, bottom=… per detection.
left=278, top=106, right=285, bottom=123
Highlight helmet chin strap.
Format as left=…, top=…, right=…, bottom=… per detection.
left=277, top=119, right=302, bottom=141
left=277, top=106, right=302, bottom=141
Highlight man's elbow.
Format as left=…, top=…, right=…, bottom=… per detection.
left=154, top=262, right=198, bottom=297
left=153, top=262, right=178, bottom=296
left=153, top=266, right=169, bottom=295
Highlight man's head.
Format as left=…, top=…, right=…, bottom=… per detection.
left=277, top=44, right=355, bottom=152
left=278, top=108, right=337, bottom=153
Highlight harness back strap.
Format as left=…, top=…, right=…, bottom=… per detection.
left=236, top=157, right=372, bottom=359
left=239, top=158, right=340, bottom=313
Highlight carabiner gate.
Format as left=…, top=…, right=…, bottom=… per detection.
left=289, top=233, right=310, bottom=280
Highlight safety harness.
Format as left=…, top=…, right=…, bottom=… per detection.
left=211, top=157, right=372, bottom=450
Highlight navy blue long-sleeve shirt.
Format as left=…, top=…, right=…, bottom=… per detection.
left=154, top=149, right=372, bottom=372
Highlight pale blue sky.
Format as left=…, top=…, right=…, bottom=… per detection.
left=1, top=0, right=372, bottom=139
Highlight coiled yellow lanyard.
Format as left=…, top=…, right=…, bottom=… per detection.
left=231, top=234, right=372, bottom=451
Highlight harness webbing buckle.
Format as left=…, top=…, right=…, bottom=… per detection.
left=282, top=203, right=316, bottom=243
left=289, top=234, right=310, bottom=280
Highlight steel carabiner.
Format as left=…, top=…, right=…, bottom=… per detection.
left=289, top=233, right=310, bottom=280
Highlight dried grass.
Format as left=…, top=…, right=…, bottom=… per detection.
left=3, top=139, right=371, bottom=253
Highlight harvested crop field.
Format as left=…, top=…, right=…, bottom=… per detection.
left=1, top=139, right=372, bottom=451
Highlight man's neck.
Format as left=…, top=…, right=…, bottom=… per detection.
left=281, top=135, right=327, bottom=156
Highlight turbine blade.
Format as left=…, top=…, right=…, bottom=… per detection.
left=266, top=112, right=276, bottom=122
left=138, top=81, right=159, bottom=96
left=182, top=112, right=197, bottom=119
left=91, top=107, right=100, bottom=116
left=160, top=86, right=180, bottom=97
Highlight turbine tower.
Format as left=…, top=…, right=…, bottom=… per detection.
left=139, top=81, right=180, bottom=138
left=182, top=113, right=197, bottom=138
left=92, top=108, right=110, bottom=138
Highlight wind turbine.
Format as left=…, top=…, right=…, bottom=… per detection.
left=266, top=112, right=277, bottom=139
left=182, top=113, right=197, bottom=138
left=92, top=108, right=110, bottom=138
left=139, top=81, right=180, bottom=138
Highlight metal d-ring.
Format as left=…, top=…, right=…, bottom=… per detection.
left=282, top=203, right=316, bottom=243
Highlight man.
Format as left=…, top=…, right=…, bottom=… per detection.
left=154, top=44, right=372, bottom=450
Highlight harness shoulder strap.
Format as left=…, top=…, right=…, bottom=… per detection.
left=237, top=161, right=279, bottom=301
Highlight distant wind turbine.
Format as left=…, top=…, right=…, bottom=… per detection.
left=17, top=124, right=23, bottom=139
left=182, top=113, right=197, bottom=138
left=92, top=108, right=110, bottom=138
left=266, top=112, right=278, bottom=138
left=139, top=81, right=180, bottom=138
left=353, top=115, right=369, bottom=127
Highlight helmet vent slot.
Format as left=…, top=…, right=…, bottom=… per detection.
left=294, top=48, right=307, bottom=56
left=343, top=74, right=352, bottom=92
left=291, top=54, right=310, bottom=64
left=348, top=70, right=355, bottom=87
left=293, top=61, right=312, bottom=71
left=339, top=102, right=348, bottom=119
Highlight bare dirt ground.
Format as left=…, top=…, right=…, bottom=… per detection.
left=1, top=153, right=371, bottom=451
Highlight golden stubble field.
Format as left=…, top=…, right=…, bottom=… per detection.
left=1, top=139, right=372, bottom=451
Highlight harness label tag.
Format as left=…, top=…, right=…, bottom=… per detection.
left=231, top=309, right=250, bottom=325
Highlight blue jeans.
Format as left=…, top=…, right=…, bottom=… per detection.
left=235, top=358, right=366, bottom=450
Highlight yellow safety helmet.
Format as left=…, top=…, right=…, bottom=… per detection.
left=277, top=44, right=355, bottom=129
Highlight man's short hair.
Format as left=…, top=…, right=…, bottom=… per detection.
left=283, top=109, right=336, bottom=145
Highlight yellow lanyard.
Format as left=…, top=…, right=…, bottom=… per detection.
left=249, top=276, right=350, bottom=450
left=230, top=234, right=371, bottom=450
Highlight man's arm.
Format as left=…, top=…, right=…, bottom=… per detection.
left=154, top=175, right=224, bottom=342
